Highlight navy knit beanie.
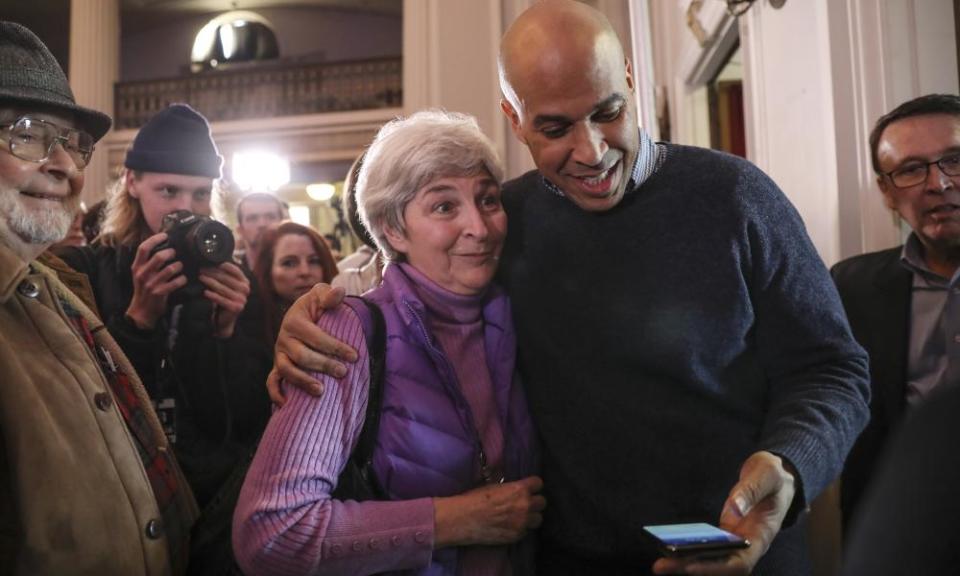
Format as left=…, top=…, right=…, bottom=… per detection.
left=125, top=103, right=223, bottom=178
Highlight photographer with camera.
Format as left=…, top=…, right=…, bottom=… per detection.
left=56, top=104, right=271, bottom=518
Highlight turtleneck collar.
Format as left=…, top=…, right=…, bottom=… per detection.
left=397, top=262, right=486, bottom=325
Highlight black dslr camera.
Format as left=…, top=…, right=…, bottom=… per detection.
left=151, top=209, right=235, bottom=304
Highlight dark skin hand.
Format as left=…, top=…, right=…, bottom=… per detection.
left=652, top=452, right=796, bottom=575
left=269, top=284, right=357, bottom=405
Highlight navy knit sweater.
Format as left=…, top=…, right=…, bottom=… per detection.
left=498, top=143, right=870, bottom=575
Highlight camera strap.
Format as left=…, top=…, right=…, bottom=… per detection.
left=153, top=304, right=183, bottom=444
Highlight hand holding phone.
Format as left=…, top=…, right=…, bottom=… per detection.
left=649, top=451, right=796, bottom=575
left=644, top=522, right=750, bottom=559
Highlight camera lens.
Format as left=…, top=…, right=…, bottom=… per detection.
left=202, top=232, right=222, bottom=256
left=190, top=220, right=235, bottom=266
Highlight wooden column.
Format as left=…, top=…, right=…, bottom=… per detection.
left=70, top=0, right=119, bottom=205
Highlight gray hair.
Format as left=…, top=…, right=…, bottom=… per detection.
left=357, top=109, right=504, bottom=260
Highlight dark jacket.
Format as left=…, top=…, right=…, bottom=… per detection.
left=840, top=384, right=960, bottom=575
left=56, top=241, right=272, bottom=508
left=830, top=246, right=912, bottom=528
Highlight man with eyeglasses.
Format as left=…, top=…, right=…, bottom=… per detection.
left=832, top=93, right=960, bottom=531
left=0, top=22, right=197, bottom=575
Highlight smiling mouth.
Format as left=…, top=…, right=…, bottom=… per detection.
left=454, top=255, right=495, bottom=264
left=21, top=191, right=65, bottom=202
left=569, top=161, right=621, bottom=195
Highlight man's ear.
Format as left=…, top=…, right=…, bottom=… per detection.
left=383, top=224, right=409, bottom=256
left=500, top=99, right=526, bottom=144
left=624, top=57, right=635, bottom=92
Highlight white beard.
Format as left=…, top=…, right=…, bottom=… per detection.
left=0, top=190, right=79, bottom=245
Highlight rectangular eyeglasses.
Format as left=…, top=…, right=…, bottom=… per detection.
left=0, top=116, right=95, bottom=169
left=883, top=152, right=960, bottom=189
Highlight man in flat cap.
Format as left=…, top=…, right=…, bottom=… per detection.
left=0, top=21, right=197, bottom=575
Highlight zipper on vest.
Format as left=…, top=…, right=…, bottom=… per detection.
left=403, top=298, right=503, bottom=485
left=479, top=447, right=505, bottom=484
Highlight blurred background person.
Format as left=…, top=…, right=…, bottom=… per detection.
left=81, top=199, right=106, bottom=244
left=233, top=110, right=542, bottom=576
left=253, top=220, right=337, bottom=346
left=234, top=191, right=284, bottom=272
left=322, top=231, right=342, bottom=260
left=333, top=150, right=383, bottom=295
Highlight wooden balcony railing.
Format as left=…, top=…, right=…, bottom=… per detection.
left=114, top=57, right=402, bottom=130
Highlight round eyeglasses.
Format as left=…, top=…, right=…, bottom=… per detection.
left=883, top=153, right=960, bottom=189
left=0, top=117, right=95, bottom=169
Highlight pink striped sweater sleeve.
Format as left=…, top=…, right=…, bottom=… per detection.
left=233, top=304, right=436, bottom=576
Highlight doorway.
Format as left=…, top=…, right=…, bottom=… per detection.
left=707, top=43, right=745, bottom=158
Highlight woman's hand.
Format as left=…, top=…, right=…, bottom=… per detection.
left=433, top=476, right=546, bottom=548
left=200, top=261, right=250, bottom=339
left=125, top=232, right=186, bottom=330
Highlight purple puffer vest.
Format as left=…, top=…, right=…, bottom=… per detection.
left=363, top=265, right=538, bottom=575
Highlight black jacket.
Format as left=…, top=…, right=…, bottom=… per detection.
left=840, top=384, right=960, bottom=575
left=830, top=246, right=912, bottom=529
left=56, top=242, right=272, bottom=508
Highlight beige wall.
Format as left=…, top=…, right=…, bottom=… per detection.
left=403, top=0, right=507, bottom=170
left=740, top=0, right=844, bottom=264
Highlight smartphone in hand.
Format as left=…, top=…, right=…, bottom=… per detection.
left=643, top=523, right=749, bottom=558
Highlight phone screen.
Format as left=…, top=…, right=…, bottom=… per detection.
left=643, top=523, right=749, bottom=556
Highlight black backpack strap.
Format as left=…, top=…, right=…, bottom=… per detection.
left=334, top=295, right=387, bottom=500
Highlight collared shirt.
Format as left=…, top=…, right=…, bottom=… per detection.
left=542, top=128, right=666, bottom=198
left=899, top=233, right=960, bottom=405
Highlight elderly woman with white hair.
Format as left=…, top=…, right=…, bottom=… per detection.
left=233, top=110, right=543, bottom=576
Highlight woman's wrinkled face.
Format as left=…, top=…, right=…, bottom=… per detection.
left=385, top=170, right=507, bottom=295
left=271, top=232, right=327, bottom=304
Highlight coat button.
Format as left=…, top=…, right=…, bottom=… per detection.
left=368, top=537, right=381, bottom=550
left=330, top=544, right=343, bottom=556
left=390, top=535, right=402, bottom=547
left=94, top=392, right=113, bottom=411
left=351, top=540, right=363, bottom=552
left=17, top=280, right=40, bottom=298
left=414, top=531, right=428, bottom=544
left=145, top=519, right=163, bottom=539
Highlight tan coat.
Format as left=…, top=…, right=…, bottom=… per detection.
left=0, top=243, right=198, bottom=575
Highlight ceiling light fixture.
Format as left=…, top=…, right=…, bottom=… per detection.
left=232, top=151, right=290, bottom=192
left=306, top=183, right=336, bottom=202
